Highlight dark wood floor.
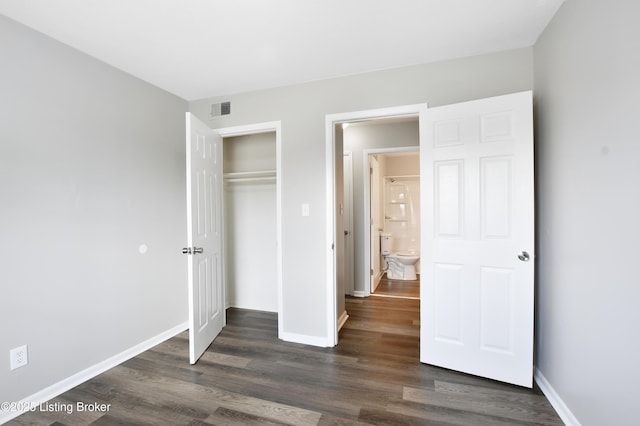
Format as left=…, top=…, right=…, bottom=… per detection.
left=10, top=297, right=562, bottom=425
left=373, top=274, right=420, bottom=298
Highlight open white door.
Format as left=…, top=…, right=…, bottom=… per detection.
left=334, top=124, right=347, bottom=335
left=420, top=91, right=534, bottom=387
left=185, top=112, right=224, bottom=364
left=369, top=155, right=381, bottom=293
left=343, top=152, right=354, bottom=296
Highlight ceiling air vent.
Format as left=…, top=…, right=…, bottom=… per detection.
left=210, top=101, right=231, bottom=119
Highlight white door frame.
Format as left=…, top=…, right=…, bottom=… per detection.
left=216, top=121, right=283, bottom=338
left=363, top=146, right=419, bottom=296
left=325, top=104, right=426, bottom=346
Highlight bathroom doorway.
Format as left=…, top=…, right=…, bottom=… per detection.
left=368, top=152, right=420, bottom=300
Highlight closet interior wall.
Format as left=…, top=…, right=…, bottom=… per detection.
left=223, top=132, right=277, bottom=312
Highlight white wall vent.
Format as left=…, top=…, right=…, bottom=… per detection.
left=210, top=101, right=231, bottom=119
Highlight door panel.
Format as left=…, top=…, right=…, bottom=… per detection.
left=420, top=91, right=534, bottom=387
left=481, top=157, right=512, bottom=238
left=186, top=113, right=224, bottom=364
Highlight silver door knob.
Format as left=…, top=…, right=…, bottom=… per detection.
left=517, top=251, right=530, bottom=262
left=193, top=247, right=204, bottom=254
left=182, top=247, right=192, bottom=254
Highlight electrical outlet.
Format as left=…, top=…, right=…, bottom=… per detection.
left=10, top=345, right=28, bottom=370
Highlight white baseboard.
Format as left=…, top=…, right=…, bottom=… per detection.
left=337, top=311, right=349, bottom=331
left=534, top=367, right=581, bottom=426
left=352, top=291, right=366, bottom=298
left=280, top=331, right=331, bottom=347
left=0, top=321, right=188, bottom=425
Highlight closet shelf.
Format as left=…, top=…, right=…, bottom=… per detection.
left=224, top=170, right=276, bottom=183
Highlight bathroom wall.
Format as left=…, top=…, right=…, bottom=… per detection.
left=380, top=154, right=421, bottom=255
left=384, top=153, right=420, bottom=176
left=379, top=154, right=421, bottom=279
left=223, top=133, right=278, bottom=312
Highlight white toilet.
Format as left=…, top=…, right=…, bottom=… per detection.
left=380, top=233, right=420, bottom=280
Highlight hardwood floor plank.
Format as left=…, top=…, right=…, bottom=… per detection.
left=203, top=406, right=296, bottom=426
left=9, top=393, right=110, bottom=426
left=358, top=406, right=432, bottom=425
left=384, top=400, right=542, bottom=426
left=102, top=365, right=322, bottom=425
left=316, top=414, right=372, bottom=426
left=403, top=385, right=562, bottom=425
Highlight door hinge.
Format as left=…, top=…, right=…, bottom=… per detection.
left=332, top=243, right=335, bottom=250
left=370, top=268, right=374, bottom=276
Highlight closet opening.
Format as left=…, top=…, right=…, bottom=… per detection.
left=218, top=124, right=282, bottom=334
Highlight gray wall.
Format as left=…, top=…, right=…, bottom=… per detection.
left=0, top=16, right=188, bottom=405
left=344, top=121, right=419, bottom=294
left=190, top=48, right=534, bottom=340
left=534, top=1, right=640, bottom=424
left=223, top=133, right=276, bottom=173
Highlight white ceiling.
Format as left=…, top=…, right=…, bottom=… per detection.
left=0, top=0, right=564, bottom=101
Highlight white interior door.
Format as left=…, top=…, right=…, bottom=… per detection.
left=370, top=155, right=381, bottom=293
left=334, top=124, right=346, bottom=330
left=343, top=152, right=354, bottom=295
left=420, top=91, right=534, bottom=387
left=186, top=112, right=224, bottom=364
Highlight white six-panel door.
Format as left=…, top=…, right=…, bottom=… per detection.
left=186, top=113, right=224, bottom=364
left=420, top=92, right=535, bottom=387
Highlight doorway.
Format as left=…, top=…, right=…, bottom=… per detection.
left=325, top=104, right=425, bottom=346
left=362, top=151, right=420, bottom=298
left=216, top=121, right=283, bottom=338
left=223, top=131, right=277, bottom=312
left=366, top=151, right=420, bottom=300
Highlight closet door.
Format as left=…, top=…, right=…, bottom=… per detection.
left=185, top=113, right=224, bottom=364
